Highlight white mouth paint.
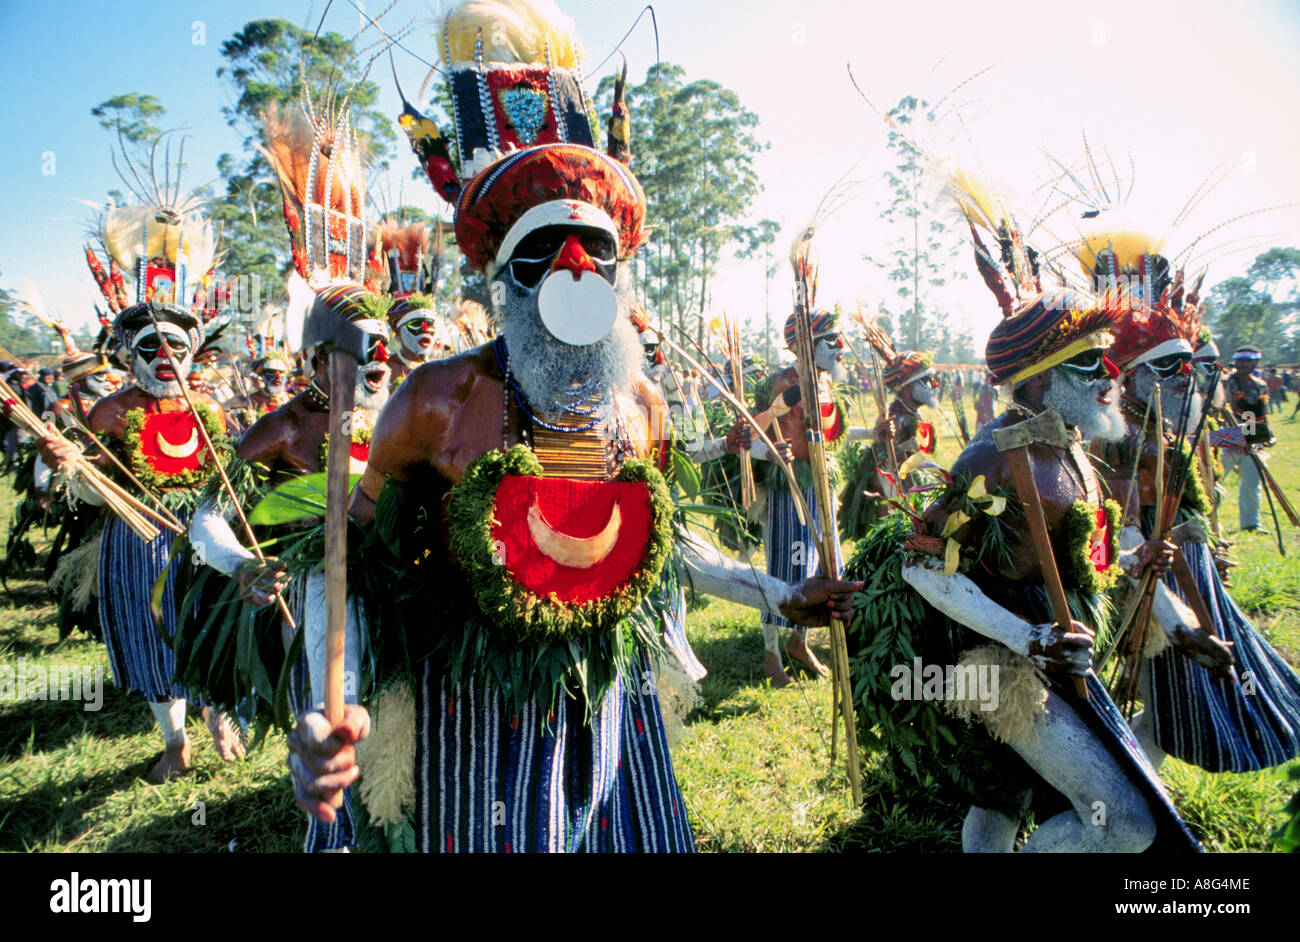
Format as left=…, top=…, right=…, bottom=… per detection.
left=536, top=271, right=619, bottom=346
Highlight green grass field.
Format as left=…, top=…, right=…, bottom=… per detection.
left=1, top=400, right=1297, bottom=853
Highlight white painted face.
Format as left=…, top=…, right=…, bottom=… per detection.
left=814, top=337, right=849, bottom=384
left=910, top=376, right=940, bottom=408
left=131, top=323, right=195, bottom=398
left=398, top=311, right=440, bottom=362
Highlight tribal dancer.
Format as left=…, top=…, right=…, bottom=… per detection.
left=839, top=324, right=939, bottom=540
left=1082, top=240, right=1300, bottom=773
left=845, top=177, right=1201, bottom=852
left=1220, top=345, right=1275, bottom=533
left=35, top=135, right=243, bottom=781
left=247, top=356, right=293, bottom=416
left=722, top=310, right=851, bottom=687
left=37, top=302, right=243, bottom=780
left=181, top=87, right=392, bottom=850
left=286, top=0, right=858, bottom=852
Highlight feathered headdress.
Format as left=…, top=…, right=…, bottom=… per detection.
left=400, top=0, right=645, bottom=275
left=859, top=318, right=934, bottom=391
left=92, top=130, right=218, bottom=311
left=257, top=91, right=371, bottom=288
left=373, top=217, right=443, bottom=296
left=944, top=167, right=1119, bottom=386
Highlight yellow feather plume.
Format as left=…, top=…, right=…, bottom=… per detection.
left=441, top=0, right=580, bottom=67
left=100, top=204, right=216, bottom=285
left=1071, top=230, right=1166, bottom=278
left=944, top=166, right=1009, bottom=235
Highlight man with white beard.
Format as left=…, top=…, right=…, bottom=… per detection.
left=34, top=301, right=244, bottom=781
left=886, top=287, right=1202, bottom=851
left=282, top=0, right=859, bottom=849
left=1091, top=303, right=1300, bottom=774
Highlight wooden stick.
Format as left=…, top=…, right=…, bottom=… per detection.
left=1002, top=445, right=1090, bottom=701
left=658, top=335, right=813, bottom=529
left=322, top=352, right=356, bottom=814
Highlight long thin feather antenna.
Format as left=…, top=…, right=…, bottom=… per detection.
left=588, top=5, right=660, bottom=82
left=111, top=127, right=152, bottom=205
left=928, top=61, right=1000, bottom=119
left=1081, top=130, right=1108, bottom=207
left=1173, top=203, right=1299, bottom=267
left=1173, top=162, right=1238, bottom=230
left=1099, top=138, right=1124, bottom=208
left=1184, top=233, right=1290, bottom=272
left=1170, top=160, right=1233, bottom=230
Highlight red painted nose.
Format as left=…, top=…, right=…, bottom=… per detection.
left=1180, top=361, right=1192, bottom=376
left=372, top=340, right=390, bottom=363
left=1103, top=356, right=1120, bottom=379
left=551, top=234, right=597, bottom=277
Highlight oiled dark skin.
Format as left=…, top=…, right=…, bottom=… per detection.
left=85, top=386, right=225, bottom=472
left=237, top=395, right=329, bottom=482
left=348, top=343, right=663, bottom=528
left=236, top=352, right=333, bottom=485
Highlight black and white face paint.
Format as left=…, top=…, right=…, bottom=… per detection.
left=494, top=259, right=642, bottom=414
left=910, top=375, right=940, bottom=408
left=397, top=312, right=441, bottom=363
left=814, top=337, right=849, bottom=384
left=81, top=373, right=112, bottom=399
left=350, top=319, right=392, bottom=413
left=1043, top=349, right=1125, bottom=441
left=131, top=324, right=194, bottom=398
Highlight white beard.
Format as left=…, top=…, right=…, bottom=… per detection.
left=814, top=341, right=849, bottom=384
left=354, top=369, right=391, bottom=413
left=1043, top=371, right=1126, bottom=442
left=499, top=264, right=643, bottom=412
left=1134, top=368, right=1204, bottom=434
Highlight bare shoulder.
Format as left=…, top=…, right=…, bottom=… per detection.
left=87, top=389, right=140, bottom=438
left=237, top=401, right=301, bottom=463
left=370, top=343, right=497, bottom=479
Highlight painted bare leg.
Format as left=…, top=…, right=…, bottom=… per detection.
left=962, top=798, right=1027, bottom=853
left=762, top=623, right=794, bottom=688
left=1013, top=689, right=1156, bottom=852
left=1129, top=666, right=1168, bottom=771
left=203, top=706, right=246, bottom=762
left=147, top=699, right=191, bottom=783
left=784, top=628, right=829, bottom=678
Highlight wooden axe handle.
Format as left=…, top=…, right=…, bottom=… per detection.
left=323, top=352, right=357, bottom=809
left=1004, top=447, right=1089, bottom=700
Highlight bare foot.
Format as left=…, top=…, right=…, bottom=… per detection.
left=762, top=651, right=795, bottom=689
left=147, top=741, right=192, bottom=783
left=203, top=706, right=246, bottom=762
left=784, top=635, right=829, bottom=678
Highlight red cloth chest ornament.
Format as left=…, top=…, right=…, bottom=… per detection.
left=491, top=475, right=653, bottom=605
left=138, top=411, right=208, bottom=476
left=1088, top=507, right=1110, bottom=572
left=917, top=421, right=935, bottom=454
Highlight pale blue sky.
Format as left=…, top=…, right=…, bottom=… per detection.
left=1, top=0, right=1297, bottom=356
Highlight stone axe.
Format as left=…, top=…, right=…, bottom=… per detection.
left=302, top=297, right=371, bottom=806
left=992, top=409, right=1090, bottom=699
